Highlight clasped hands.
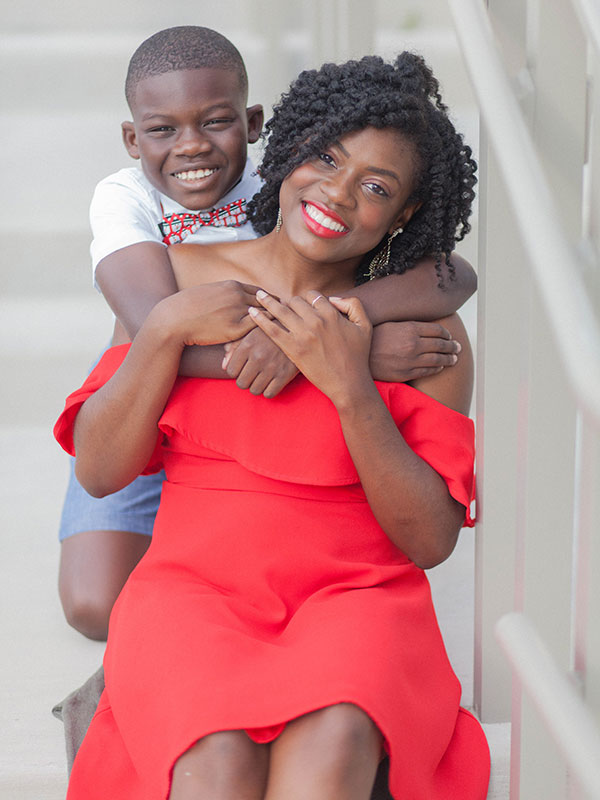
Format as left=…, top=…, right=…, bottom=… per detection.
left=169, top=280, right=461, bottom=398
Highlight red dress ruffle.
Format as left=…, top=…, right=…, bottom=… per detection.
left=55, top=344, right=488, bottom=800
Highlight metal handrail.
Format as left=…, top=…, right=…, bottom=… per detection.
left=496, top=613, right=600, bottom=797
left=447, top=0, right=600, bottom=428
left=573, top=0, right=600, bottom=54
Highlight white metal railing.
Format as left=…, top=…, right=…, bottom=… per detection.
left=448, top=0, right=600, bottom=797
left=448, top=0, right=600, bottom=426
left=573, top=0, right=600, bottom=54
left=496, top=613, right=600, bottom=798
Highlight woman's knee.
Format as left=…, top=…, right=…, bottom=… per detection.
left=300, top=704, right=382, bottom=765
left=179, top=730, right=259, bottom=765
left=170, top=731, right=268, bottom=799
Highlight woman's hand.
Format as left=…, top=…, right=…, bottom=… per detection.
left=152, top=281, right=264, bottom=348
left=248, top=290, right=373, bottom=405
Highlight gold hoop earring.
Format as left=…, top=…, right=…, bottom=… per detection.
left=368, top=227, right=403, bottom=279
left=275, top=208, right=283, bottom=233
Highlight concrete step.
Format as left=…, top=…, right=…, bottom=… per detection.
left=2, top=6, right=257, bottom=36
left=0, top=110, right=130, bottom=234
left=483, top=723, right=511, bottom=799
left=0, top=27, right=474, bottom=112
left=1, top=232, right=99, bottom=296
left=1, top=426, right=105, bottom=800
left=0, top=295, right=113, bottom=426
left=0, top=30, right=297, bottom=113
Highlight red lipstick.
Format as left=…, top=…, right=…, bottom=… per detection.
left=301, top=201, right=349, bottom=239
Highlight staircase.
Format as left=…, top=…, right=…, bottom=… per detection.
left=0, top=2, right=500, bottom=797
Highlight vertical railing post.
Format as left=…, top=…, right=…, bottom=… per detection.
left=473, top=136, right=523, bottom=724
left=580, top=38, right=600, bottom=739
left=515, top=3, right=587, bottom=795
left=530, top=0, right=587, bottom=236
left=585, top=47, right=600, bottom=304
left=575, top=428, right=600, bottom=732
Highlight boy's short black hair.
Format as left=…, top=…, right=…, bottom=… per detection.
left=125, top=26, right=248, bottom=107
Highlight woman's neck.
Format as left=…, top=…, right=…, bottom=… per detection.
left=249, top=232, right=359, bottom=301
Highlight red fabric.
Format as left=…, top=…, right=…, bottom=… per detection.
left=53, top=344, right=163, bottom=475
left=57, top=346, right=489, bottom=800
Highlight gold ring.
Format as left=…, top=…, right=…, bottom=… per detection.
left=311, top=295, right=324, bottom=308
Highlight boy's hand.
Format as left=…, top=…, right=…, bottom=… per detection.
left=222, top=328, right=299, bottom=398
left=369, top=321, right=460, bottom=382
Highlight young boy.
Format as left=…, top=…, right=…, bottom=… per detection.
left=58, top=25, right=476, bottom=645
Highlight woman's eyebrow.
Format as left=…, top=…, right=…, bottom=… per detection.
left=334, top=140, right=350, bottom=157
left=333, top=140, right=401, bottom=183
left=367, top=166, right=401, bottom=183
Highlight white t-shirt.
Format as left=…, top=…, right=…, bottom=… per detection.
left=89, top=158, right=263, bottom=287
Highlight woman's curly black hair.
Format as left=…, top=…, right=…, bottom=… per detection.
left=247, top=52, right=477, bottom=285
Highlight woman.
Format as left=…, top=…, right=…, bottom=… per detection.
left=55, top=53, right=489, bottom=799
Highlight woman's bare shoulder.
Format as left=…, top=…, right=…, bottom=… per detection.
left=168, top=240, right=258, bottom=289
left=409, top=313, right=474, bottom=416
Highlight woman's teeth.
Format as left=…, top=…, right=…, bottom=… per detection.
left=304, top=203, right=348, bottom=233
left=174, top=169, right=216, bottom=181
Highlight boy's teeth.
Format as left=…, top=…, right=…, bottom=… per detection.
left=304, top=203, right=347, bottom=232
left=174, top=168, right=216, bottom=180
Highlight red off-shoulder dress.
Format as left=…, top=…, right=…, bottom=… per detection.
left=54, top=344, right=489, bottom=800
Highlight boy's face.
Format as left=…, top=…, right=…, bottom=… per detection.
left=122, top=68, right=263, bottom=210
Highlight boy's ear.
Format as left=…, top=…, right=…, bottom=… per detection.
left=246, top=104, right=264, bottom=144
left=390, top=200, right=422, bottom=234
left=121, top=121, right=140, bottom=160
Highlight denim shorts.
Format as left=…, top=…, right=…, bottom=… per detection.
left=57, top=343, right=163, bottom=541
left=58, top=456, right=164, bottom=540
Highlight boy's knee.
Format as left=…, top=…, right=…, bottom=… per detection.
left=59, top=588, right=111, bottom=641
left=58, top=528, right=150, bottom=640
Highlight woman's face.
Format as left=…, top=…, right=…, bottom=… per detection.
left=278, top=127, right=421, bottom=266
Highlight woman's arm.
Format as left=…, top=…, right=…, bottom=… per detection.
left=349, top=253, right=474, bottom=384
left=345, top=252, right=476, bottom=325
left=249, top=293, right=473, bottom=568
left=333, top=312, right=473, bottom=568
left=74, top=306, right=182, bottom=498
left=96, top=243, right=240, bottom=378
left=73, top=283, right=262, bottom=497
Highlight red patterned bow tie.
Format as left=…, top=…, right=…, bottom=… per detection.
left=159, top=198, right=248, bottom=245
